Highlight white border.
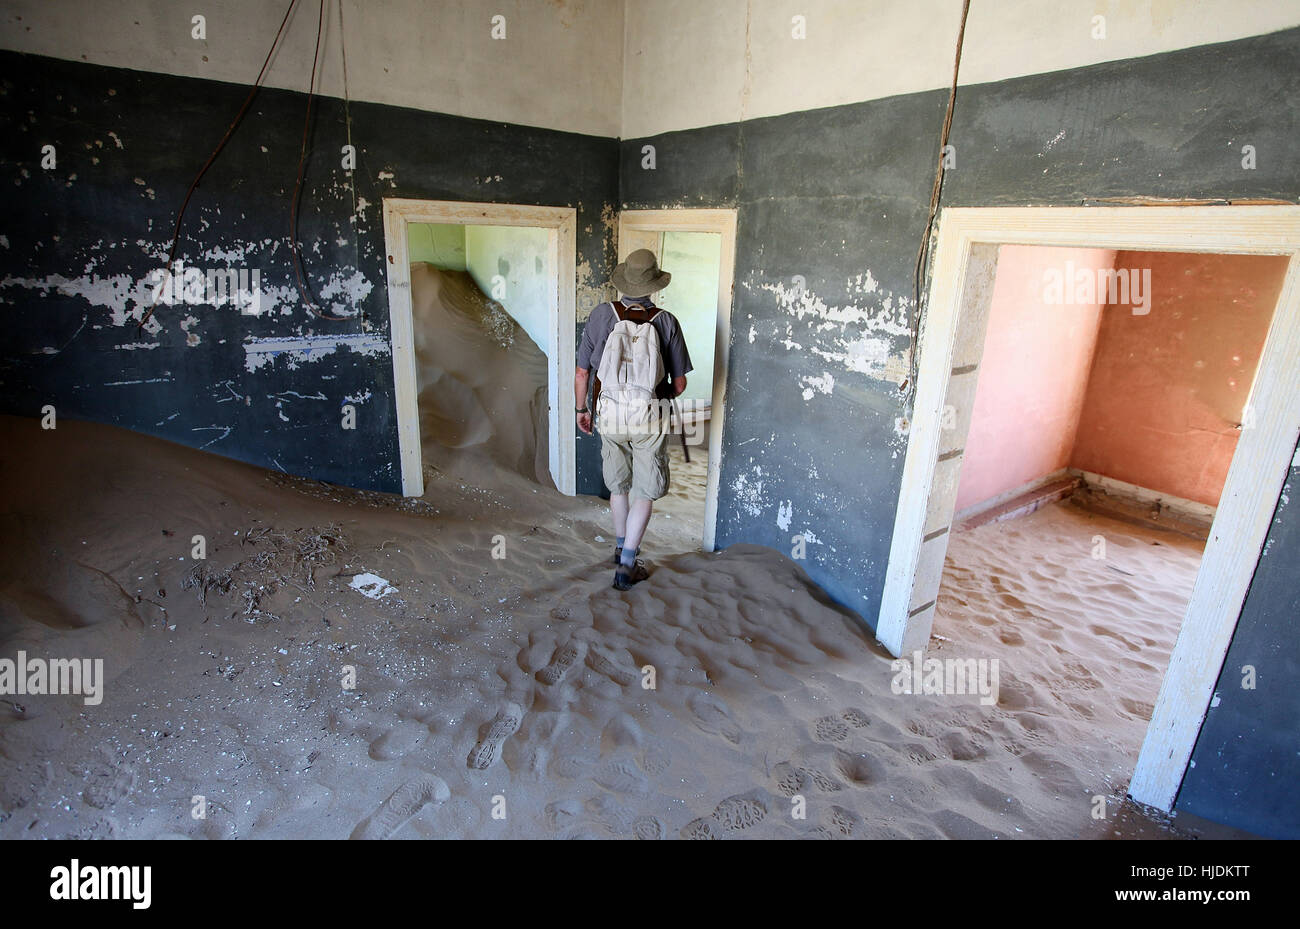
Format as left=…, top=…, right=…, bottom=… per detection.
left=381, top=198, right=578, bottom=497
left=877, top=206, right=1300, bottom=811
left=617, top=209, right=738, bottom=551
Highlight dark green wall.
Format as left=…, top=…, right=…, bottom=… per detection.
left=0, top=50, right=619, bottom=491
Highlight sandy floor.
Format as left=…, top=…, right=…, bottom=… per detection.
left=0, top=408, right=1244, bottom=840
left=1, top=261, right=1242, bottom=840
left=932, top=501, right=1207, bottom=823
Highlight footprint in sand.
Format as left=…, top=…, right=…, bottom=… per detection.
left=584, top=645, right=638, bottom=687
left=840, top=708, right=871, bottom=728
left=636, top=747, right=671, bottom=776
left=585, top=793, right=635, bottom=834
left=686, top=690, right=741, bottom=744
left=550, top=755, right=595, bottom=780
left=536, top=640, right=587, bottom=686
left=680, top=817, right=718, bottom=840
left=633, top=815, right=665, bottom=840
left=772, top=760, right=842, bottom=796
left=467, top=702, right=523, bottom=770
left=773, top=761, right=809, bottom=797
left=593, top=759, right=649, bottom=796
left=710, top=791, right=768, bottom=831
left=82, top=762, right=137, bottom=810
left=544, top=798, right=584, bottom=831
left=350, top=775, right=450, bottom=839
left=814, top=715, right=851, bottom=742
left=827, top=805, right=861, bottom=838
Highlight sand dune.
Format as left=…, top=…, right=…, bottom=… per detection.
left=0, top=408, right=1239, bottom=839
left=411, top=262, right=551, bottom=488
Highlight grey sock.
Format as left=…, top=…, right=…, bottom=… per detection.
left=615, top=536, right=625, bottom=550
left=619, top=546, right=638, bottom=567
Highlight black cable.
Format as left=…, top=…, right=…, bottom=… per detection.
left=139, top=0, right=299, bottom=331
left=290, top=0, right=351, bottom=320
left=907, top=0, right=971, bottom=402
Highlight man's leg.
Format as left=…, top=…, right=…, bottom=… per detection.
left=616, top=433, right=668, bottom=582
left=621, top=497, right=653, bottom=561
left=610, top=492, right=629, bottom=554
left=601, top=433, right=634, bottom=562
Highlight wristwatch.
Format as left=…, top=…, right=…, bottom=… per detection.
left=575, top=406, right=589, bottom=414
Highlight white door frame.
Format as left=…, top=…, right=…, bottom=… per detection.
left=617, top=208, right=738, bottom=552
left=877, top=205, right=1300, bottom=811
left=381, top=197, right=577, bottom=497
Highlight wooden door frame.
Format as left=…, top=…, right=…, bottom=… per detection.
left=877, top=205, right=1300, bottom=811
left=617, top=208, right=738, bottom=551
left=381, top=197, right=577, bottom=496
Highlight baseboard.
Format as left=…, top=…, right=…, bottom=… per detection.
left=953, top=468, right=1072, bottom=524
left=952, top=467, right=1218, bottom=538
left=1067, top=468, right=1217, bottom=526
left=957, top=471, right=1081, bottom=530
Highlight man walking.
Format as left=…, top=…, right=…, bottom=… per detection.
left=575, top=249, right=693, bottom=590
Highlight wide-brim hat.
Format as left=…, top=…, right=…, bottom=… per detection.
left=611, top=248, right=671, bottom=297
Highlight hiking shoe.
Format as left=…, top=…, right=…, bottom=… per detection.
left=613, top=560, right=649, bottom=591
left=612, top=546, right=622, bottom=565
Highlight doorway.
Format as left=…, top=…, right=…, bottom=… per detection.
left=382, top=198, right=577, bottom=497
left=877, top=206, right=1300, bottom=812
left=617, top=209, right=738, bottom=551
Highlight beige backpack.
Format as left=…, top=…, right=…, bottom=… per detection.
left=595, top=302, right=667, bottom=435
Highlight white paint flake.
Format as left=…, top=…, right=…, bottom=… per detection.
left=759, top=274, right=912, bottom=389
left=350, top=573, right=397, bottom=599
left=732, top=466, right=766, bottom=517
left=799, top=372, right=834, bottom=401
left=243, top=333, right=390, bottom=373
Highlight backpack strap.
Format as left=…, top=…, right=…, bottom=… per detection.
left=614, top=299, right=661, bottom=325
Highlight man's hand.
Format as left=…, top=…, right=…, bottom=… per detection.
left=574, top=366, right=592, bottom=434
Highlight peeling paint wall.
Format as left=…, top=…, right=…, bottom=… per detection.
left=0, top=50, right=618, bottom=490
left=620, top=27, right=1300, bottom=630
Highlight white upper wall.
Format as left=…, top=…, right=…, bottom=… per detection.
left=2, top=1, right=1297, bottom=139
left=621, top=0, right=1300, bottom=137
left=0, top=0, right=625, bottom=137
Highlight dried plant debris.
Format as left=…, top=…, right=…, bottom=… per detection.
left=182, top=524, right=350, bottom=620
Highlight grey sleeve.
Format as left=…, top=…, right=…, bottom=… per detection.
left=663, top=315, right=694, bottom=378
left=576, top=304, right=610, bottom=370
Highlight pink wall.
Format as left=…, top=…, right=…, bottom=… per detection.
left=1070, top=251, right=1287, bottom=506
left=955, top=246, right=1113, bottom=512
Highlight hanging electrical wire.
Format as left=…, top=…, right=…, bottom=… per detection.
left=906, top=0, right=971, bottom=403
left=337, top=0, right=366, bottom=328
left=138, top=0, right=299, bottom=331
left=290, top=0, right=352, bottom=321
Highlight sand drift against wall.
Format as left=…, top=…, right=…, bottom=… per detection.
left=410, top=263, right=551, bottom=488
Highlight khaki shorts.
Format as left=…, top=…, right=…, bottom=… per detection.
left=600, top=431, right=670, bottom=501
